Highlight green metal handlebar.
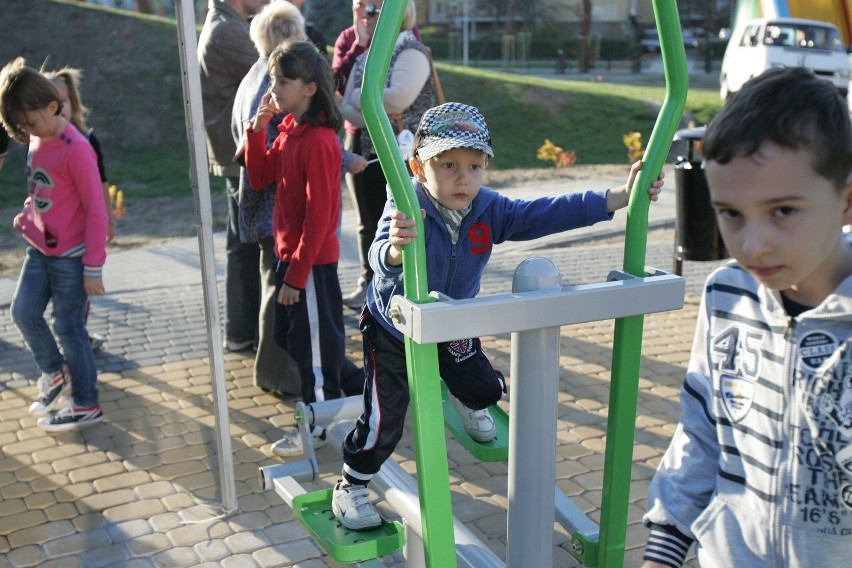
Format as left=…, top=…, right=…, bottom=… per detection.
left=359, top=4, right=432, bottom=304
left=599, top=1, right=688, bottom=567
left=622, top=0, right=689, bottom=276
left=360, top=3, right=455, bottom=567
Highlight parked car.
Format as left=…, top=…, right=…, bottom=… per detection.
left=719, top=17, right=851, bottom=99
left=640, top=28, right=700, bottom=53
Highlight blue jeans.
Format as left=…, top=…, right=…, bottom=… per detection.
left=11, top=248, right=98, bottom=407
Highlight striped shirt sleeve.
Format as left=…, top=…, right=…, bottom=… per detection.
left=644, top=523, right=693, bottom=567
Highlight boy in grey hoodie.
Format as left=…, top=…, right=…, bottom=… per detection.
left=643, top=68, right=852, bottom=567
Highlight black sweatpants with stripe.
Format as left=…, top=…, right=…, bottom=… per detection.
left=273, top=261, right=346, bottom=404
left=341, top=305, right=505, bottom=483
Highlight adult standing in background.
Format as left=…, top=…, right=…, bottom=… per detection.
left=333, top=0, right=381, bottom=309
left=331, top=0, right=371, bottom=96
left=331, top=1, right=418, bottom=95
left=286, top=0, right=328, bottom=57
left=198, top=0, right=266, bottom=352
left=339, top=0, right=433, bottom=309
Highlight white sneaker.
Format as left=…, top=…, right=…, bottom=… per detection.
left=89, top=333, right=106, bottom=351
left=223, top=339, right=254, bottom=352
left=342, top=279, right=367, bottom=310
left=332, top=481, right=381, bottom=531
left=270, top=427, right=328, bottom=457
left=448, top=393, right=496, bottom=442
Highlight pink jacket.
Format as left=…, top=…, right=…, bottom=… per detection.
left=19, top=123, right=107, bottom=276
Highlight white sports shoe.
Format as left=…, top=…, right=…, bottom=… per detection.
left=332, top=481, right=381, bottom=531
left=448, top=393, right=496, bottom=442
left=270, top=427, right=328, bottom=457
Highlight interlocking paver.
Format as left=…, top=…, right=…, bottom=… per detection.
left=41, top=528, right=113, bottom=558
left=103, top=498, right=167, bottom=523
left=167, top=521, right=232, bottom=548
left=224, top=530, right=270, bottom=555
left=151, top=546, right=199, bottom=567
left=247, top=540, right=323, bottom=567
left=6, top=544, right=49, bottom=567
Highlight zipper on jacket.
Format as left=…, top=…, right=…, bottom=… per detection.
left=783, top=317, right=796, bottom=342
left=774, top=316, right=797, bottom=565
left=447, top=243, right=458, bottom=289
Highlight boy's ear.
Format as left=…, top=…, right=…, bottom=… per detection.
left=409, top=156, right=426, bottom=182
left=842, top=172, right=852, bottom=226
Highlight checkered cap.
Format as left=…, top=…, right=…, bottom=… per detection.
left=413, top=102, right=494, bottom=161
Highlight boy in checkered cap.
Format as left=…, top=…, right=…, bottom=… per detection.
left=332, top=102, right=663, bottom=530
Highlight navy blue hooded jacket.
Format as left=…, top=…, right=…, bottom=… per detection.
left=366, top=180, right=613, bottom=340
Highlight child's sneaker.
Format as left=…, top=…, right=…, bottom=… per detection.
left=270, top=427, right=328, bottom=457
left=331, top=481, right=381, bottom=531
left=448, top=393, right=496, bottom=442
left=37, top=404, right=103, bottom=432
left=29, top=367, right=70, bottom=417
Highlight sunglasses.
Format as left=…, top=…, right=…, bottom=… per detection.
left=365, top=4, right=380, bottom=19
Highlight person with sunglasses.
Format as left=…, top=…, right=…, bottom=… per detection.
left=331, top=1, right=388, bottom=96
left=332, top=1, right=383, bottom=309
left=337, top=0, right=430, bottom=311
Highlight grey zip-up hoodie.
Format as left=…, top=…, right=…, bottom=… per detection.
left=643, top=258, right=852, bottom=567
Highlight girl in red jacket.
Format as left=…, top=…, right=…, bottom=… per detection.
left=245, top=40, right=358, bottom=452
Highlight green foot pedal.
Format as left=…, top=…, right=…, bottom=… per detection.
left=441, top=382, right=509, bottom=462
left=292, top=488, right=405, bottom=563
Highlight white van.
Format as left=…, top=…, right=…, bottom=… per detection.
left=719, top=17, right=850, bottom=99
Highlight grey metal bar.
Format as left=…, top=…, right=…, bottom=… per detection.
left=389, top=269, right=685, bottom=343
left=555, top=488, right=600, bottom=541
left=173, top=0, right=236, bottom=513
left=260, top=460, right=315, bottom=492
left=304, top=395, right=363, bottom=426
left=403, top=518, right=426, bottom=567
left=271, top=475, right=309, bottom=507
left=507, top=259, right=562, bottom=567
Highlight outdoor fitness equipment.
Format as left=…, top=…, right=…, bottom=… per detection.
left=257, top=0, right=690, bottom=566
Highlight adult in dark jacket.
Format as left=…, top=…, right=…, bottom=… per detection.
left=198, top=0, right=265, bottom=352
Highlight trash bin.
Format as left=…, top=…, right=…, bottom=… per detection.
left=672, top=127, right=727, bottom=275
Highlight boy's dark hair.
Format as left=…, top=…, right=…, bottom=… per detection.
left=703, top=67, right=852, bottom=190
left=268, top=40, right=342, bottom=132
left=0, top=57, right=62, bottom=144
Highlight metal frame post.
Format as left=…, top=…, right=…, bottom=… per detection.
left=507, top=258, right=563, bottom=567
left=173, top=0, right=236, bottom=513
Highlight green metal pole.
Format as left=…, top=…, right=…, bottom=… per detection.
left=359, top=2, right=457, bottom=566
left=599, top=0, right=688, bottom=566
